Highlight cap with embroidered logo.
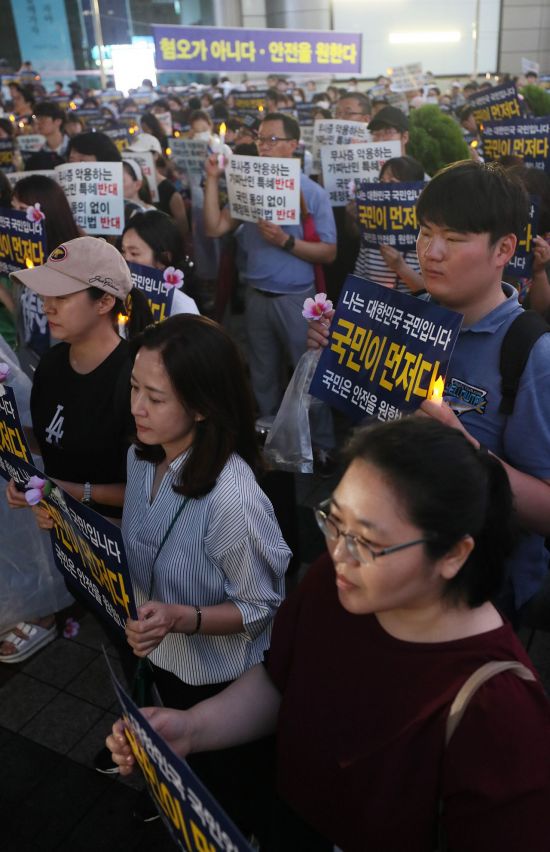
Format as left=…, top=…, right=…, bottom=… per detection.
left=10, top=236, right=133, bottom=299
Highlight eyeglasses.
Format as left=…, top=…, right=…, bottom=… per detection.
left=256, top=135, right=293, bottom=146
left=314, top=500, right=430, bottom=565
left=335, top=110, right=366, bottom=119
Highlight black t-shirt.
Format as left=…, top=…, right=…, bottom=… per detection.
left=155, top=178, right=177, bottom=216
left=30, top=340, right=134, bottom=517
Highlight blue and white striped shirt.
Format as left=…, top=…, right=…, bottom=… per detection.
left=122, top=447, right=291, bottom=685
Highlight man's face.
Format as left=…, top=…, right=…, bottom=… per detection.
left=35, top=114, right=61, bottom=138
left=334, top=96, right=370, bottom=122
left=257, top=120, right=297, bottom=158
left=371, top=125, right=408, bottom=154
left=416, top=221, right=514, bottom=311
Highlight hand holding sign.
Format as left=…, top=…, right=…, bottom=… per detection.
left=257, top=218, right=287, bottom=247
left=205, top=152, right=224, bottom=179
left=533, top=236, right=550, bottom=273
left=107, top=707, right=196, bottom=777
left=125, top=601, right=184, bottom=657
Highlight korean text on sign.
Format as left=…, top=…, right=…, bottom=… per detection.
left=128, top=262, right=176, bottom=323
left=226, top=155, right=301, bottom=224
left=309, top=275, right=462, bottom=422
left=55, top=161, right=124, bottom=235
left=0, top=206, right=47, bottom=275
left=311, top=119, right=372, bottom=177
left=467, top=82, right=522, bottom=126
left=482, top=118, right=550, bottom=172
left=355, top=180, right=425, bottom=250
left=320, top=141, right=401, bottom=207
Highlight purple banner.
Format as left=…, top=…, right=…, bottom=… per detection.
left=153, top=25, right=361, bottom=74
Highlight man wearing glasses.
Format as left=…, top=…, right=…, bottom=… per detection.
left=204, top=112, right=336, bottom=460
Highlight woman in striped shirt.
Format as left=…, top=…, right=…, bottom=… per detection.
left=122, top=313, right=290, bottom=828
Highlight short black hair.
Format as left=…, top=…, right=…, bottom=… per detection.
left=379, top=156, right=424, bottom=182
left=261, top=112, right=300, bottom=142
left=416, top=161, right=529, bottom=244
left=345, top=418, right=517, bottom=607
left=338, top=92, right=372, bottom=115
left=67, top=131, right=121, bottom=162
left=34, top=101, right=65, bottom=123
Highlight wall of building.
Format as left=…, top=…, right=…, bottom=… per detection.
left=499, top=0, right=550, bottom=73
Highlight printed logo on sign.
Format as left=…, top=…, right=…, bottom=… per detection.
left=49, top=246, right=68, bottom=262
left=45, top=404, right=64, bottom=444
left=445, top=377, right=488, bottom=416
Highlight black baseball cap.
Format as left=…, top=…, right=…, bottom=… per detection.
left=368, top=106, right=409, bottom=133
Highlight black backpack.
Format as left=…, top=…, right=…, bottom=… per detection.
left=499, top=310, right=550, bottom=415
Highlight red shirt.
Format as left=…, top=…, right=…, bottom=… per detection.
left=267, top=554, right=550, bottom=851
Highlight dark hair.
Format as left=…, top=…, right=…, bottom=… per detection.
left=507, top=164, right=550, bottom=233
left=339, top=92, right=372, bottom=115
left=0, top=117, right=15, bottom=139
left=380, top=156, right=424, bottom=182
left=189, top=109, right=213, bottom=128
left=188, top=96, right=201, bottom=111
left=0, top=170, right=12, bottom=207
left=140, top=112, right=168, bottom=151
left=122, top=161, right=153, bottom=205
left=88, top=285, right=153, bottom=340
left=345, top=418, right=517, bottom=607
left=122, top=210, right=188, bottom=268
left=67, top=131, right=121, bottom=162
left=130, top=315, right=261, bottom=497
left=12, top=175, right=80, bottom=252
left=261, top=112, right=300, bottom=142
left=233, top=142, right=259, bottom=156
left=416, top=161, right=529, bottom=244
left=34, top=101, right=65, bottom=123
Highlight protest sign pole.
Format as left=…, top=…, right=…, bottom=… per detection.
left=91, top=0, right=107, bottom=90
left=473, top=0, right=481, bottom=77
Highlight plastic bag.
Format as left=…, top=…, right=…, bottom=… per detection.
left=263, top=349, right=321, bottom=474
left=0, top=335, right=73, bottom=631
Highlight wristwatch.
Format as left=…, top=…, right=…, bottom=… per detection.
left=282, top=235, right=295, bottom=252
left=82, top=482, right=92, bottom=505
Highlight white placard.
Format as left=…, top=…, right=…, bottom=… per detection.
left=312, top=119, right=371, bottom=175
left=56, top=161, right=124, bottom=235
left=169, top=137, right=209, bottom=187
left=390, top=63, right=425, bottom=93
left=226, top=155, right=301, bottom=224
left=17, top=134, right=46, bottom=153
left=122, top=149, right=159, bottom=202
left=6, top=170, right=57, bottom=188
left=521, top=58, right=540, bottom=76
left=320, top=141, right=401, bottom=207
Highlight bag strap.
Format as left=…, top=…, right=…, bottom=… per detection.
left=445, top=660, right=535, bottom=746
left=499, top=310, right=549, bottom=415
left=147, top=497, right=188, bottom=599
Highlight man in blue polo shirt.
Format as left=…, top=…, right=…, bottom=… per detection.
left=204, top=112, right=337, bottom=453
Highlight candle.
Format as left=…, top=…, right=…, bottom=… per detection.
left=429, top=376, right=445, bottom=405
left=117, top=313, right=129, bottom=338
left=218, top=122, right=226, bottom=169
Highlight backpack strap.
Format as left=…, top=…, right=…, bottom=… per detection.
left=499, top=310, right=549, bottom=415
left=445, top=660, right=535, bottom=746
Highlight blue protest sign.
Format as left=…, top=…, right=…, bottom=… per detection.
left=0, top=139, right=15, bottom=172
left=505, top=196, right=540, bottom=280
left=0, top=207, right=47, bottom=275
left=355, top=181, right=425, bottom=252
left=106, top=655, right=253, bottom=852
left=127, top=262, right=177, bottom=323
left=482, top=117, right=550, bottom=171
left=467, top=82, right=522, bottom=125
left=309, top=276, right=462, bottom=422
left=0, top=384, right=32, bottom=465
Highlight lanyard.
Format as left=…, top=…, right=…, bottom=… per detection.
left=147, top=497, right=188, bottom=599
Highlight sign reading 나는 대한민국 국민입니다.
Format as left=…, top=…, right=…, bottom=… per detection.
left=0, top=207, right=47, bottom=275
left=226, top=154, right=300, bottom=224
left=309, top=276, right=463, bottom=423
left=0, top=387, right=137, bottom=634
left=320, top=140, right=402, bottom=206
left=482, top=117, right=550, bottom=171
left=106, top=653, right=254, bottom=852
left=153, top=25, right=361, bottom=74
left=127, top=262, right=176, bottom=323
left=355, top=181, right=425, bottom=250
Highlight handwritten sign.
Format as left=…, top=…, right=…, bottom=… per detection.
left=56, top=161, right=124, bottom=235
left=482, top=117, right=550, bottom=171
left=309, top=275, right=462, bottom=422
left=0, top=207, right=47, bottom=275
left=121, top=150, right=159, bottom=202
left=467, top=82, right=522, bottom=126
left=154, top=25, right=361, bottom=74
left=321, top=141, right=401, bottom=206
left=108, top=658, right=253, bottom=852
left=127, top=262, right=176, bottom=322
left=226, top=154, right=300, bottom=223
left=355, top=181, right=425, bottom=250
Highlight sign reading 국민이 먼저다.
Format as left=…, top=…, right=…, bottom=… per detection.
left=153, top=25, right=361, bottom=74
left=309, top=275, right=463, bottom=423
left=0, top=206, right=47, bottom=275
left=320, top=140, right=402, bottom=207
left=106, top=653, right=254, bottom=852
left=226, top=154, right=300, bottom=224
left=481, top=117, right=550, bottom=172
left=127, top=261, right=176, bottom=323
left=355, top=181, right=426, bottom=251
left=466, top=82, right=522, bottom=126
left=0, top=385, right=138, bottom=634
left=55, top=161, right=124, bottom=235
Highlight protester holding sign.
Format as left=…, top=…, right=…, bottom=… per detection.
left=108, top=417, right=550, bottom=852
left=122, top=314, right=290, bottom=827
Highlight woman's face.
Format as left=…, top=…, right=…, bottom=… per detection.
left=122, top=168, right=141, bottom=201
left=121, top=228, right=157, bottom=268
left=41, top=290, right=113, bottom=342
left=326, top=459, right=443, bottom=616
left=380, top=166, right=398, bottom=184
left=190, top=118, right=211, bottom=138
left=131, top=347, right=199, bottom=460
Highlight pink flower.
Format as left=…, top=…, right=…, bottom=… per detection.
left=0, top=362, right=9, bottom=382
left=24, top=475, right=52, bottom=506
left=26, top=203, right=46, bottom=223
left=302, top=292, right=333, bottom=320
left=63, top=617, right=80, bottom=639
left=163, top=266, right=184, bottom=289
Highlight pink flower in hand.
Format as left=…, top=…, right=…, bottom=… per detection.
left=63, top=617, right=80, bottom=639
left=302, top=292, right=333, bottom=320
left=26, top=203, right=46, bottom=223
left=0, top=362, right=9, bottom=382
left=163, top=267, right=184, bottom=289
left=24, top=475, right=52, bottom=506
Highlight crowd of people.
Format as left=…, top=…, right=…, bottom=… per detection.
left=1, top=60, right=550, bottom=850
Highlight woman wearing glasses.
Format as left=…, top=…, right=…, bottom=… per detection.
left=107, top=418, right=550, bottom=852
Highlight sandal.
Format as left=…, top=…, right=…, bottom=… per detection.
left=0, top=622, right=57, bottom=664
